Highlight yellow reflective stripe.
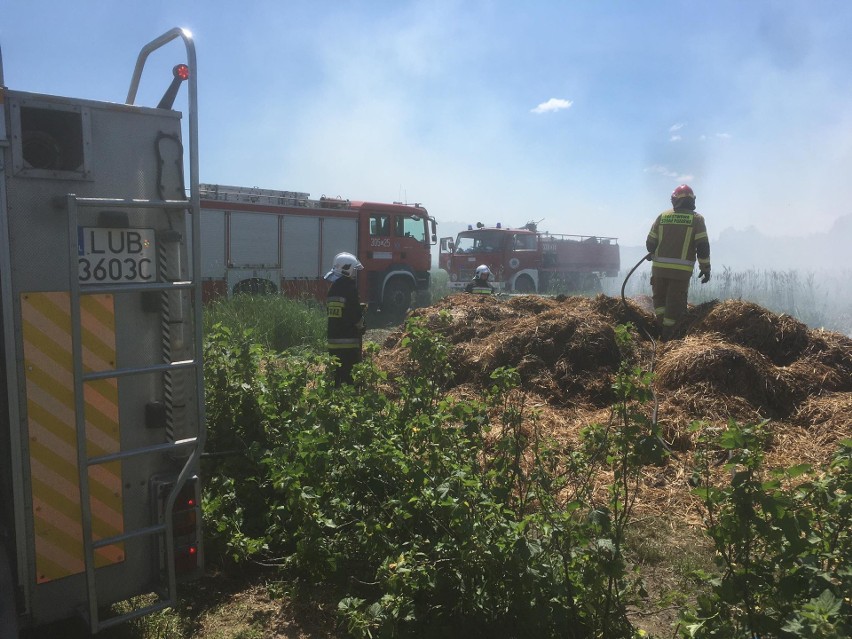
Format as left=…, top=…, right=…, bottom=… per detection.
left=647, top=230, right=658, bottom=239
left=471, top=287, right=493, bottom=294
left=652, top=261, right=693, bottom=272
left=21, top=292, right=124, bottom=583
left=328, top=343, right=360, bottom=350
left=695, top=231, right=708, bottom=240
left=698, top=258, right=711, bottom=267
left=680, top=227, right=693, bottom=260
left=663, top=317, right=677, bottom=327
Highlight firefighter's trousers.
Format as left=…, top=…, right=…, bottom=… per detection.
left=329, top=346, right=362, bottom=387
left=651, top=275, right=690, bottom=339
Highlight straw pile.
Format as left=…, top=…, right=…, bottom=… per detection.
left=373, top=294, right=852, bottom=519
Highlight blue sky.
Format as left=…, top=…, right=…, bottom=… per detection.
left=4, top=1, right=852, bottom=249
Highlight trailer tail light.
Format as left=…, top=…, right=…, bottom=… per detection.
left=173, top=64, right=190, bottom=81
left=152, top=475, right=203, bottom=578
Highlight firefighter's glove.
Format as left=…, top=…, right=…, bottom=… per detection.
left=699, top=269, right=711, bottom=284
left=645, top=253, right=653, bottom=262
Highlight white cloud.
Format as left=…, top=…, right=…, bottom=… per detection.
left=670, top=135, right=682, bottom=142
left=645, top=165, right=694, bottom=182
left=669, top=123, right=685, bottom=132
left=531, top=98, right=573, bottom=114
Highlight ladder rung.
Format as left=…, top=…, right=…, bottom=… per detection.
left=93, top=522, right=166, bottom=548
left=94, top=599, right=174, bottom=632
left=88, top=437, right=197, bottom=465
left=82, top=359, right=197, bottom=382
left=80, top=280, right=195, bottom=296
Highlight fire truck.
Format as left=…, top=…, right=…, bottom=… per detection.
left=0, top=28, right=204, bottom=636
left=198, top=184, right=437, bottom=318
left=439, top=222, right=620, bottom=293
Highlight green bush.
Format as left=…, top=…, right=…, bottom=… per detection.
left=681, top=423, right=852, bottom=638
left=201, top=315, right=668, bottom=638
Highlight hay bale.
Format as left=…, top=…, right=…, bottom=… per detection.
left=683, top=299, right=810, bottom=365
left=654, top=334, right=795, bottom=416
left=792, top=391, right=852, bottom=428
left=801, top=329, right=852, bottom=386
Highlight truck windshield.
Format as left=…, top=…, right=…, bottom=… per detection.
left=454, top=230, right=504, bottom=253
left=395, top=214, right=427, bottom=242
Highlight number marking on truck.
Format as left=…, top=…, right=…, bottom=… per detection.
left=78, top=227, right=156, bottom=283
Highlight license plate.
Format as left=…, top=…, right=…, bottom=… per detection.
left=78, top=227, right=156, bottom=284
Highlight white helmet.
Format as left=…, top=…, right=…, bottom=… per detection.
left=474, top=264, right=492, bottom=281
left=324, top=252, right=363, bottom=281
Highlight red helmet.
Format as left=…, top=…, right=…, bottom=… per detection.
left=671, top=184, right=696, bottom=205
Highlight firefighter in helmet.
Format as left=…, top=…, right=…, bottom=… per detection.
left=645, top=184, right=711, bottom=340
left=465, top=264, right=495, bottom=295
left=325, top=252, right=365, bottom=386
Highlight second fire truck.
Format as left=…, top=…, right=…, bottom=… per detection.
left=199, top=184, right=437, bottom=318
left=439, top=222, right=620, bottom=293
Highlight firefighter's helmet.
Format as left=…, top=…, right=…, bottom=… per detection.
left=324, top=252, right=363, bottom=281
left=671, top=184, right=696, bottom=207
left=474, top=264, right=492, bottom=281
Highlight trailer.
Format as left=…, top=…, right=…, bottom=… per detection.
left=199, top=184, right=437, bottom=319
left=0, top=28, right=205, bottom=635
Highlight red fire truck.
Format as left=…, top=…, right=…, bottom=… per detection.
left=199, top=184, right=437, bottom=318
left=1, top=29, right=204, bottom=636
left=439, top=222, right=620, bottom=293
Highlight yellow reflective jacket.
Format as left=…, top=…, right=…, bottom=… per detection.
left=646, top=208, right=711, bottom=281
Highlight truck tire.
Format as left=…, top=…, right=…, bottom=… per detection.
left=382, top=279, right=412, bottom=322
left=0, top=545, right=18, bottom=639
left=232, top=278, right=277, bottom=296
left=514, top=274, right=536, bottom=293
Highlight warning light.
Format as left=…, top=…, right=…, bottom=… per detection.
left=158, top=64, right=191, bottom=109
left=173, top=64, right=190, bottom=81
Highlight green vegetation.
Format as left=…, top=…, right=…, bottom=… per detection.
left=203, top=293, right=326, bottom=354
left=199, top=316, right=665, bottom=638
left=682, top=422, right=852, bottom=638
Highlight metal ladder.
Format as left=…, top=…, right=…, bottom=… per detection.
left=64, top=194, right=205, bottom=633
left=67, top=28, right=205, bottom=633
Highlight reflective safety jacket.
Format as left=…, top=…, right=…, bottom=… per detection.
left=465, top=277, right=495, bottom=295
left=646, top=208, right=711, bottom=281
left=327, top=276, right=363, bottom=350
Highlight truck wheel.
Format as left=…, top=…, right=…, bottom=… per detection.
left=514, top=275, right=536, bottom=293
left=233, top=278, right=277, bottom=296
left=382, top=279, right=412, bottom=322
left=0, top=545, right=18, bottom=639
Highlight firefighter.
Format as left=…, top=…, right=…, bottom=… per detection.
left=324, top=252, right=366, bottom=386
left=465, top=264, right=495, bottom=294
left=645, top=184, right=711, bottom=340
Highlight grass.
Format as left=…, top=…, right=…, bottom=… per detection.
left=203, top=293, right=326, bottom=354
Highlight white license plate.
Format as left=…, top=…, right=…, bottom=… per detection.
left=77, top=227, right=156, bottom=284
